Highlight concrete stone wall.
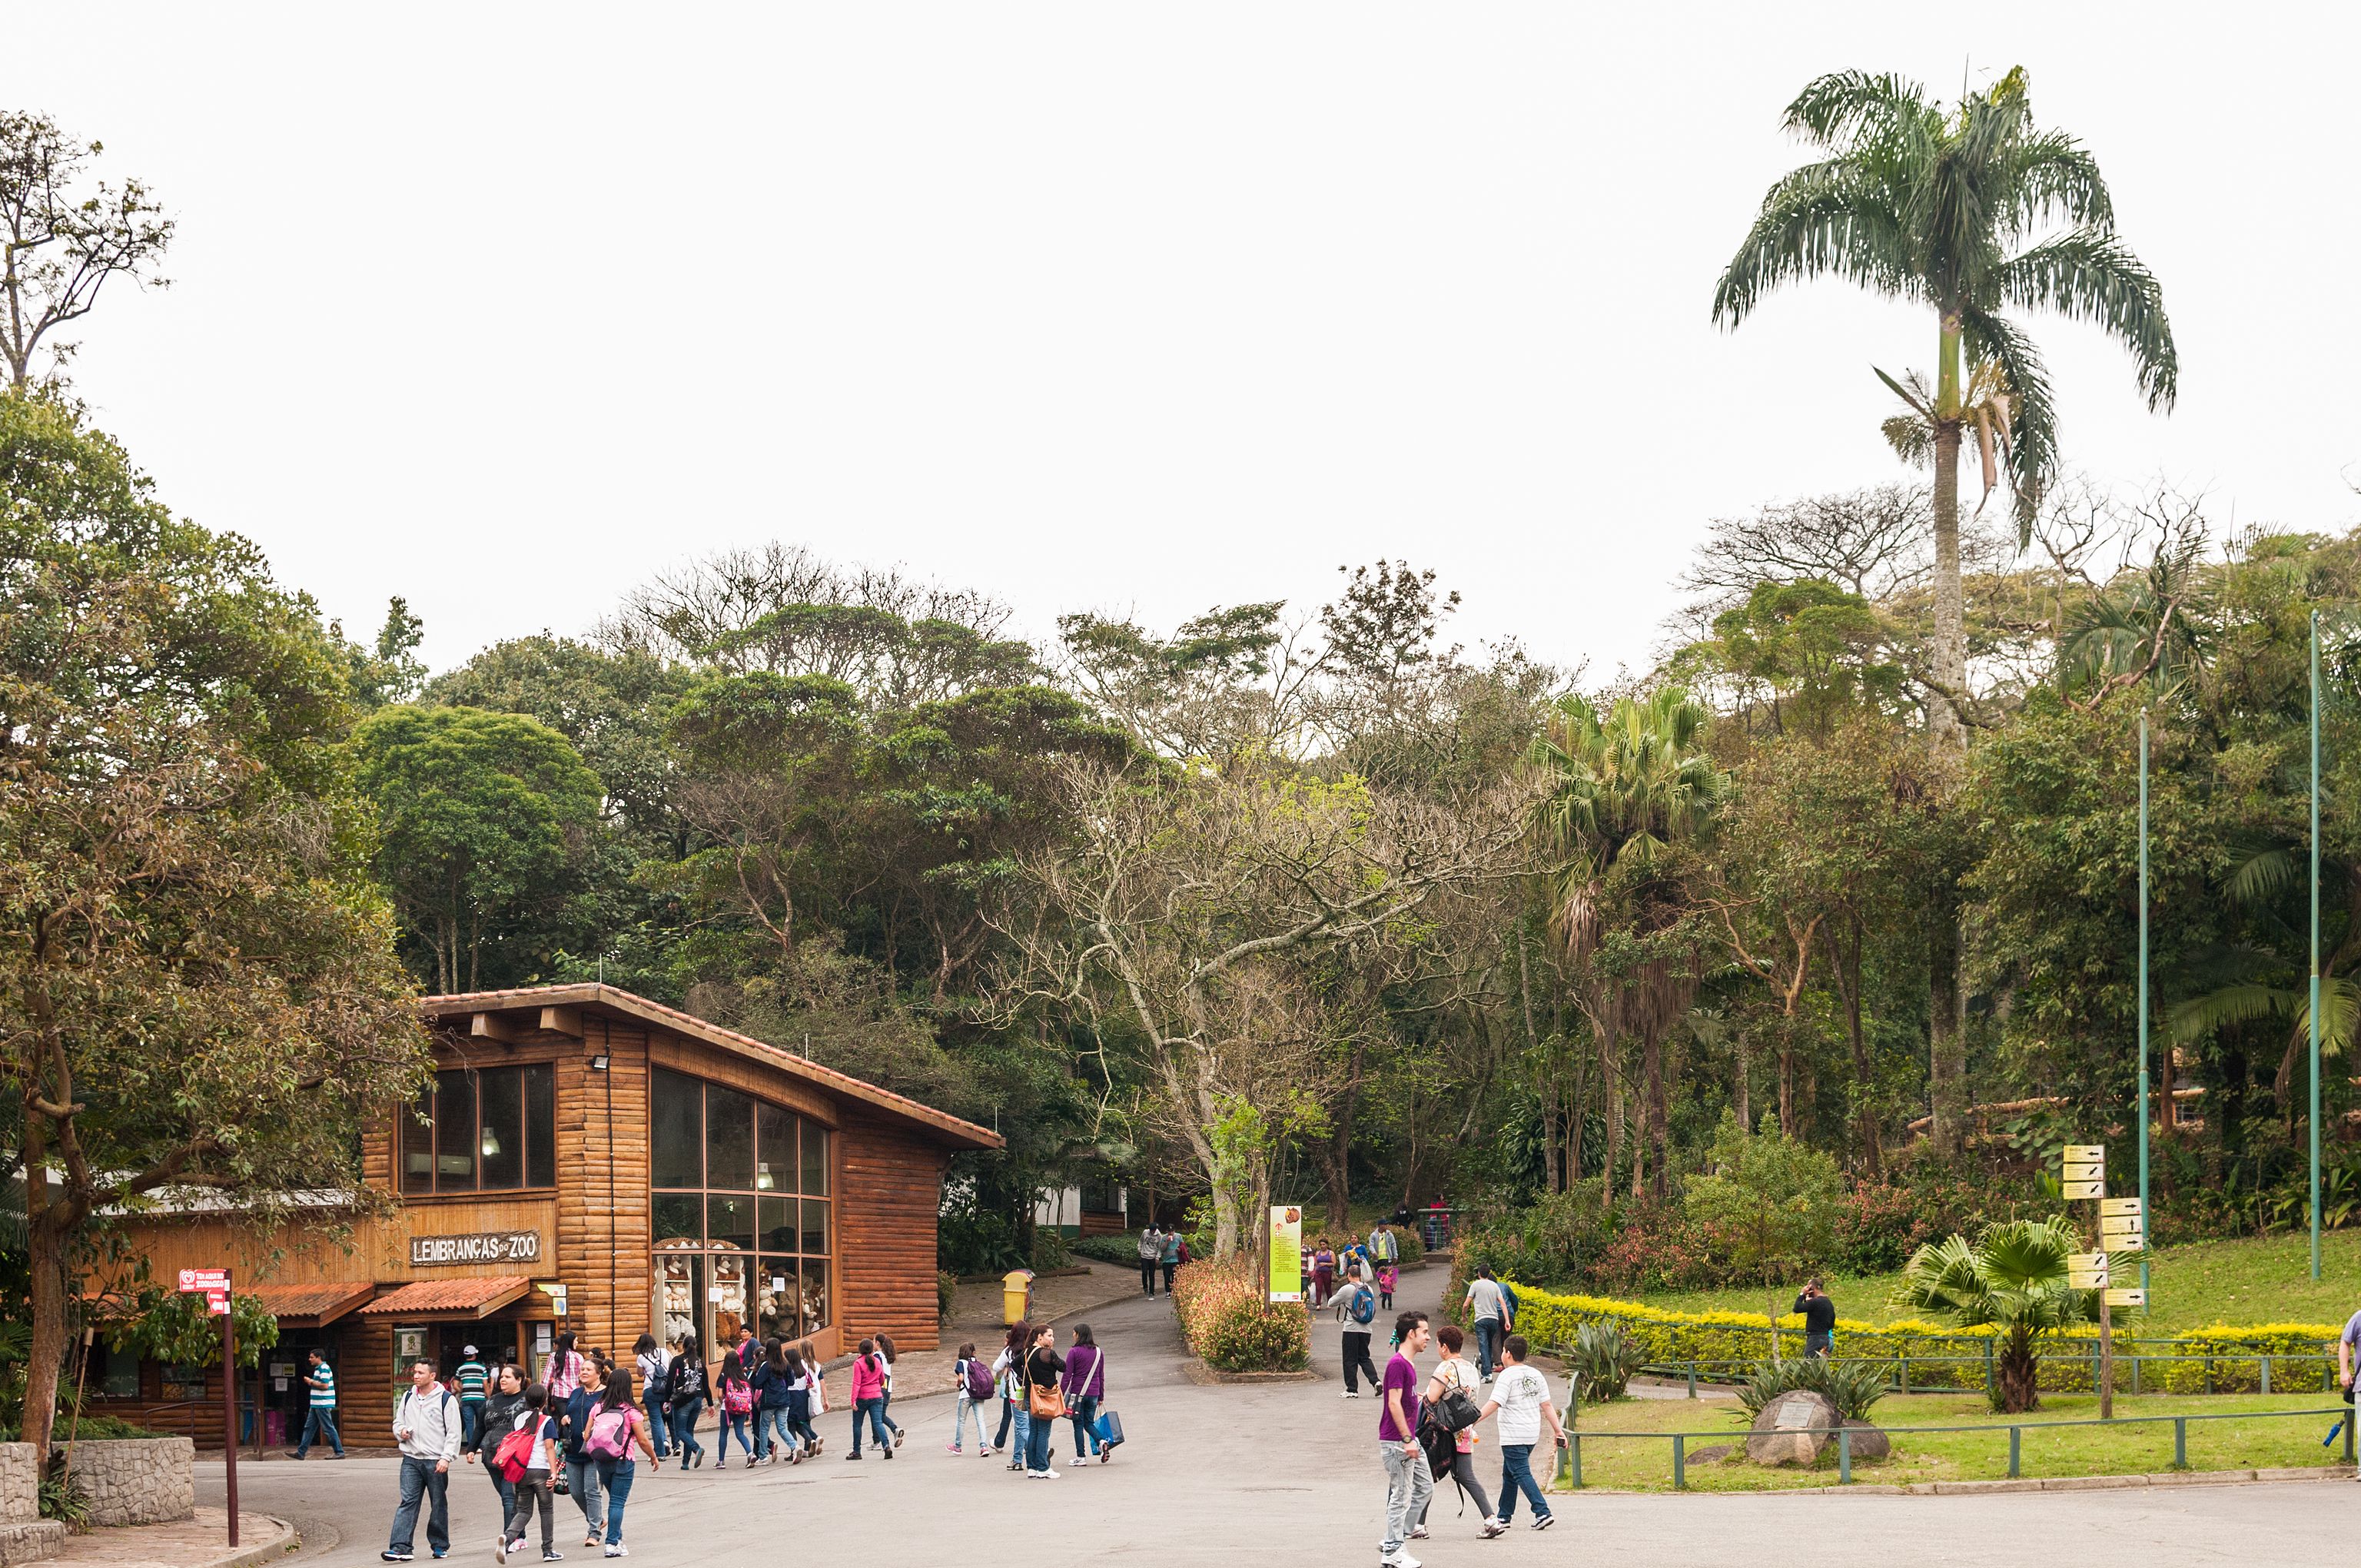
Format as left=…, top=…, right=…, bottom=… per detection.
left=51, top=1438, right=194, bottom=1526
left=0, top=1443, right=60, bottom=1564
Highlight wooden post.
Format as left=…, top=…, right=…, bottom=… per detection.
left=2098, top=1301, right=2113, bottom=1420
left=221, top=1283, right=239, bottom=1548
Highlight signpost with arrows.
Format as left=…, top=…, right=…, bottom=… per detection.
left=176, top=1268, right=237, bottom=1547
left=2064, top=1146, right=2129, bottom=1420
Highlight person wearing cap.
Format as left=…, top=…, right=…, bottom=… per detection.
left=455, top=1347, right=490, bottom=1451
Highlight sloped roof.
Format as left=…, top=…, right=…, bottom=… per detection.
left=417, top=984, right=1001, bottom=1151
left=357, top=1277, right=533, bottom=1317
left=247, top=1281, right=376, bottom=1325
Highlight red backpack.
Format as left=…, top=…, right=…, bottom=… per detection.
left=491, top=1418, right=542, bottom=1483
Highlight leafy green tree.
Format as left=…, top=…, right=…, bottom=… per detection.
left=0, top=390, right=424, bottom=1455
left=1894, top=1216, right=2096, bottom=1411
left=0, top=114, right=173, bottom=387
left=1683, top=1111, right=1842, bottom=1357
left=351, top=706, right=606, bottom=992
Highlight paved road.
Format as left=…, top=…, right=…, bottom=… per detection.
left=205, top=1261, right=2360, bottom=1568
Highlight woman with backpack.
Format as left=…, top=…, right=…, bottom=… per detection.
left=663, top=1335, right=707, bottom=1470
left=991, top=1321, right=1028, bottom=1467
left=875, top=1334, right=905, bottom=1450
left=545, top=1333, right=586, bottom=1406
left=629, top=1337, right=670, bottom=1463
left=470, top=1362, right=527, bottom=1542
left=1061, top=1323, right=1107, bottom=1466
left=782, top=1346, right=820, bottom=1458
left=1160, top=1229, right=1182, bottom=1294
left=560, top=1378, right=605, bottom=1549
left=581, top=1369, right=659, bottom=1557
left=1018, top=1324, right=1066, bottom=1479
left=845, top=1337, right=893, bottom=1460
left=1413, top=1325, right=1497, bottom=1540
left=493, top=1382, right=563, bottom=1565
left=755, top=1340, right=801, bottom=1463
left=948, top=1342, right=992, bottom=1455
left=713, top=1351, right=756, bottom=1469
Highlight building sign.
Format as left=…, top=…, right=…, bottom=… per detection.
left=410, top=1230, right=542, bottom=1266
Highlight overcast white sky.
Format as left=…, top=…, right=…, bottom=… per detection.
left=23, top=5, right=2360, bottom=679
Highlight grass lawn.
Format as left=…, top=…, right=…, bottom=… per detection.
left=1629, top=1227, right=2361, bottom=1332
left=1552, top=1389, right=2353, bottom=1493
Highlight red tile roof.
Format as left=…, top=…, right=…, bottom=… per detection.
left=247, top=1281, right=376, bottom=1324
left=417, top=984, right=1001, bottom=1151
left=357, top=1277, right=533, bottom=1318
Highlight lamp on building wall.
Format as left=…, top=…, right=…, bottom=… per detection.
left=481, top=1128, right=502, bottom=1158
left=589, top=1055, right=609, bottom=1071
left=755, top=1163, right=774, bottom=1191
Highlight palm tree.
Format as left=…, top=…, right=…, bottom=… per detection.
left=1712, top=66, right=2177, bottom=749
left=1529, top=688, right=1722, bottom=1201
left=1894, top=1217, right=2100, bottom=1413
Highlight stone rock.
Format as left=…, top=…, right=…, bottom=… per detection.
left=1689, top=1444, right=1736, bottom=1465
left=1837, top=1418, right=1891, bottom=1462
left=0, top=1521, right=64, bottom=1566
left=49, top=1438, right=194, bottom=1526
left=0, top=1446, right=36, bottom=1526
left=1745, top=1390, right=1839, bottom=1467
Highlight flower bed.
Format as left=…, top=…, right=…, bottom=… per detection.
left=1494, top=1278, right=2343, bottom=1394
left=1171, top=1255, right=1309, bottom=1373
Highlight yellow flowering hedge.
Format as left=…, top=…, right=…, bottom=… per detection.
left=1501, top=1281, right=2342, bottom=1394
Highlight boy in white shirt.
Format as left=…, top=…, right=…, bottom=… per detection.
left=1479, top=1336, right=1566, bottom=1531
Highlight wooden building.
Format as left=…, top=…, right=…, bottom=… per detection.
left=102, top=985, right=998, bottom=1448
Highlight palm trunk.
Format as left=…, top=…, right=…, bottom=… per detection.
left=1838, top=918, right=1882, bottom=1179
left=1928, top=878, right=1968, bottom=1158
left=1644, top=1024, right=1669, bottom=1201
left=1925, top=311, right=1971, bottom=1158
left=1995, top=1327, right=2041, bottom=1414
left=1600, top=1038, right=1620, bottom=1213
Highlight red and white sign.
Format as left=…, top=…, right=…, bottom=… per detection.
left=205, top=1291, right=230, bottom=1317
left=178, top=1268, right=231, bottom=1293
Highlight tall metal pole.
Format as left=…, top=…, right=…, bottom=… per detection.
left=221, top=1278, right=239, bottom=1549
left=2138, top=713, right=2151, bottom=1304
left=2312, top=609, right=2323, bottom=1281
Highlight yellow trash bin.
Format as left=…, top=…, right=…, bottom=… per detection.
left=1002, top=1268, right=1036, bottom=1326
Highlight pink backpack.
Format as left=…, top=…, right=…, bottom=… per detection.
left=583, top=1403, right=632, bottom=1459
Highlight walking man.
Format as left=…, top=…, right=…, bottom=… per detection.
left=289, top=1349, right=344, bottom=1460
left=1479, top=1335, right=1566, bottom=1533
left=1370, top=1222, right=1400, bottom=1268
left=1137, top=1227, right=1162, bottom=1298
left=454, top=1345, right=489, bottom=1453
left=383, top=1359, right=461, bottom=1562
left=1339, top=1276, right=1380, bottom=1398
left=1794, top=1278, right=1837, bottom=1358
left=1378, top=1311, right=1434, bottom=1568
left=1462, top=1265, right=1512, bottom=1380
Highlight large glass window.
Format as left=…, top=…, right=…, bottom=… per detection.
left=402, top=1066, right=557, bottom=1194
left=649, top=1074, right=832, bottom=1344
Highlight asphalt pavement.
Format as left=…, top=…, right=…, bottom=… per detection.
left=204, top=1255, right=2361, bottom=1568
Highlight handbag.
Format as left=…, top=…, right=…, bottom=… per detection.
left=1027, top=1375, right=1066, bottom=1421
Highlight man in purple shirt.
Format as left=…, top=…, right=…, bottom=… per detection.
left=1378, top=1311, right=1433, bottom=1568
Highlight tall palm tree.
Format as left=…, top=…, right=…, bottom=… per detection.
left=1712, top=65, right=2177, bottom=749
left=1529, top=688, right=1722, bottom=1200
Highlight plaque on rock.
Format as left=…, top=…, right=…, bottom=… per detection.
left=1746, top=1389, right=1839, bottom=1467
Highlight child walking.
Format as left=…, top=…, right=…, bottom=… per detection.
left=496, top=1382, right=563, bottom=1564
left=1378, top=1263, right=1398, bottom=1310
left=948, top=1342, right=991, bottom=1456
left=875, top=1334, right=905, bottom=1450
left=715, top=1354, right=756, bottom=1469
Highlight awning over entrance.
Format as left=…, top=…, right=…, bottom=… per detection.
left=248, top=1281, right=376, bottom=1327
left=357, top=1276, right=533, bottom=1319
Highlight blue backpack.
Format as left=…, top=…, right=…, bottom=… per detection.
left=1346, top=1284, right=1376, bottom=1325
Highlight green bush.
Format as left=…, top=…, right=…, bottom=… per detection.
left=1031, top=1229, right=1073, bottom=1271
left=1569, top=1321, right=1644, bottom=1401
left=937, top=1270, right=957, bottom=1327
left=1735, top=1355, right=1890, bottom=1421
left=1072, top=1232, right=1144, bottom=1267
left=1171, top=1254, right=1309, bottom=1373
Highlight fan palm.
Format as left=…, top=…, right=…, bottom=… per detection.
left=1893, top=1216, right=2099, bottom=1412
left=1529, top=689, right=1722, bottom=1198
left=1713, top=66, right=2177, bottom=749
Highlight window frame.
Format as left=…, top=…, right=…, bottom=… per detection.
left=400, top=1061, right=560, bottom=1197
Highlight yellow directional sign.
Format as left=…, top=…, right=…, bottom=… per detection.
left=2110, top=1233, right=2145, bottom=1253
left=2100, top=1197, right=2143, bottom=1216
left=2064, top=1161, right=2104, bottom=1183
left=2064, top=1144, right=2106, bottom=1163
left=2064, top=1181, right=2104, bottom=1199
left=2100, top=1213, right=2144, bottom=1236
left=2105, top=1287, right=2147, bottom=1307
left=2067, top=1263, right=2109, bottom=1288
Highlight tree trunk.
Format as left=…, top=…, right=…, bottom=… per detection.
left=1929, top=312, right=1967, bottom=754
left=1838, top=918, right=1882, bottom=1179
left=1735, top=1029, right=1751, bottom=1133
left=1601, top=1048, right=1621, bottom=1214
left=1569, top=1047, right=1586, bottom=1184
left=1928, top=879, right=1968, bottom=1158
left=1996, top=1330, right=2041, bottom=1415
left=1778, top=1021, right=1795, bottom=1138
left=1643, top=1024, right=1669, bottom=1201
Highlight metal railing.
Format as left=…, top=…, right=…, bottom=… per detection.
left=1552, top=1403, right=2357, bottom=1490
left=1636, top=1348, right=2343, bottom=1400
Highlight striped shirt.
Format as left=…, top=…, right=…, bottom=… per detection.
left=455, top=1360, right=488, bottom=1401
left=308, top=1361, right=337, bottom=1408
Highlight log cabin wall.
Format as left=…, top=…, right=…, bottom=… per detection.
left=553, top=1015, right=652, bottom=1362
left=835, top=1114, right=952, bottom=1353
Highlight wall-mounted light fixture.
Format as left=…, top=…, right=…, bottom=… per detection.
left=589, top=1055, right=610, bottom=1071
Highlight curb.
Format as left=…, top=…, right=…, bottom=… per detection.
left=187, top=1516, right=299, bottom=1568
left=1576, top=1464, right=2356, bottom=1497
left=1180, top=1359, right=1317, bottom=1387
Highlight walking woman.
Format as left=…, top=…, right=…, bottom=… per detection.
left=845, top=1337, right=893, bottom=1460
left=663, top=1335, right=707, bottom=1470
left=1159, top=1228, right=1181, bottom=1294
left=991, top=1321, right=1028, bottom=1467
left=496, top=1382, right=563, bottom=1564
left=1019, top=1323, right=1065, bottom=1479
left=546, top=1333, right=587, bottom=1406
left=796, top=1341, right=825, bottom=1455
left=713, top=1350, right=755, bottom=1469
left=1413, top=1325, right=1497, bottom=1540
left=782, top=1345, right=819, bottom=1459
left=470, top=1362, right=527, bottom=1540
left=1062, top=1324, right=1107, bottom=1465
left=559, top=1374, right=604, bottom=1550
left=756, top=1340, right=800, bottom=1463
left=949, top=1342, right=991, bottom=1456
left=583, top=1368, right=660, bottom=1558
left=875, top=1334, right=905, bottom=1450
left=630, top=1337, right=670, bottom=1462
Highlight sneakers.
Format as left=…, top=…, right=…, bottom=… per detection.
left=543, top=1555, right=564, bottom=1563
left=1040, top=1467, right=1060, bottom=1479
left=496, top=1537, right=510, bottom=1565
left=845, top=1451, right=863, bottom=1460
left=1101, top=1451, right=1114, bottom=1464
left=1531, top=1516, right=1555, bottom=1531
left=286, top=1450, right=304, bottom=1460
left=1410, top=1526, right=1430, bottom=1540
left=1343, top=1390, right=1360, bottom=1399
left=947, top=1444, right=962, bottom=1455
left=893, top=1428, right=905, bottom=1449
left=383, top=1553, right=414, bottom=1563
left=1380, top=1555, right=1421, bottom=1568
left=1479, top=1522, right=1509, bottom=1540
left=603, top=1547, right=627, bottom=1560
left=882, top=1445, right=895, bottom=1460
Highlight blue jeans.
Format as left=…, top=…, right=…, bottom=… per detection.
left=951, top=1394, right=988, bottom=1451
left=993, top=1398, right=1018, bottom=1450
left=387, top=1455, right=449, bottom=1556
left=879, top=1390, right=901, bottom=1435
left=720, top=1412, right=755, bottom=1460
left=1497, top=1443, right=1549, bottom=1522
left=483, top=1463, right=514, bottom=1529
left=1068, top=1394, right=1101, bottom=1459
left=787, top=1392, right=817, bottom=1449
left=760, top=1407, right=798, bottom=1457
left=563, top=1457, right=603, bottom=1536
left=647, top=1405, right=670, bottom=1457
left=1473, top=1318, right=1503, bottom=1378
left=851, top=1397, right=890, bottom=1455
left=669, top=1397, right=705, bottom=1461
left=597, top=1457, right=635, bottom=1545
left=460, top=1400, right=483, bottom=1453
left=1024, top=1406, right=1054, bottom=1472
left=294, top=1407, right=343, bottom=1457
left=1008, top=1406, right=1030, bottom=1464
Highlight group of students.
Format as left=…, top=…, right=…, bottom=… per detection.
left=947, top=1319, right=1116, bottom=1477
left=1373, top=1311, right=1568, bottom=1568
left=1133, top=1227, right=1186, bottom=1297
